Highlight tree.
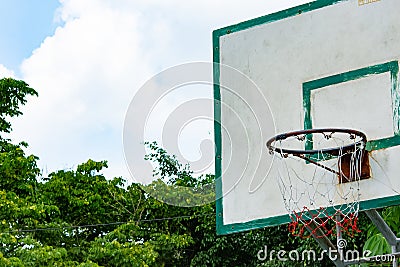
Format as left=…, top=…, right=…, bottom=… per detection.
left=0, top=78, right=37, bottom=134
left=0, top=79, right=193, bottom=265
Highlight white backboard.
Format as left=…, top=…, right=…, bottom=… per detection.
left=214, top=0, right=400, bottom=234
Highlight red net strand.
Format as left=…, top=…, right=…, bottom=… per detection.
left=288, top=206, right=361, bottom=238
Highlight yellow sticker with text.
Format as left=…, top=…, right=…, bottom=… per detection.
left=359, top=0, right=381, bottom=6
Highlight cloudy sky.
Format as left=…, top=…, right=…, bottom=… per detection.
left=0, top=0, right=308, bottom=182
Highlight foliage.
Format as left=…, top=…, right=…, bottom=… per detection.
left=364, top=233, right=391, bottom=257
left=0, top=78, right=37, bottom=134
left=0, top=141, right=40, bottom=197
left=87, top=223, right=158, bottom=267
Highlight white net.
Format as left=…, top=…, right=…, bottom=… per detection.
left=268, top=129, right=368, bottom=238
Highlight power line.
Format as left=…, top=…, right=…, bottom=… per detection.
left=1, top=213, right=215, bottom=234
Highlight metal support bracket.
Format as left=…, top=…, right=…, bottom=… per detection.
left=307, top=221, right=345, bottom=267
left=364, top=209, right=400, bottom=267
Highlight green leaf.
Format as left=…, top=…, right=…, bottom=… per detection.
left=363, top=233, right=391, bottom=256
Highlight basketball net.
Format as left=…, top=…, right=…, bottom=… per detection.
left=268, top=130, right=368, bottom=238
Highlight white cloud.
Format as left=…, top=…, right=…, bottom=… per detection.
left=10, top=0, right=308, bottom=180
left=14, top=0, right=155, bottom=178
left=0, top=64, right=15, bottom=78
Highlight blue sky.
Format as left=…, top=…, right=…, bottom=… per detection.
left=0, top=0, right=308, bottom=181
left=0, top=0, right=61, bottom=73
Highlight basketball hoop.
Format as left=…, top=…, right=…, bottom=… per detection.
left=266, top=128, right=370, bottom=238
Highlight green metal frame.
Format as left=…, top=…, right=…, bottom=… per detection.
left=213, top=0, right=400, bottom=235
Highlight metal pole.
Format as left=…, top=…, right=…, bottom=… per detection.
left=336, top=214, right=345, bottom=262
left=364, top=209, right=399, bottom=267
left=391, top=246, right=397, bottom=267
left=307, top=221, right=345, bottom=267
left=365, top=210, right=397, bottom=245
